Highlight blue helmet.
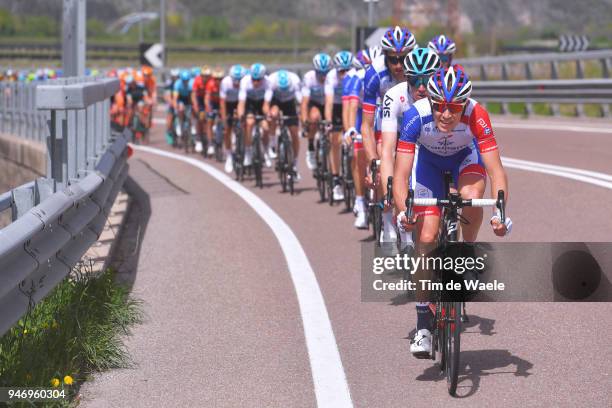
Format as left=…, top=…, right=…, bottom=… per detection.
left=403, top=48, right=441, bottom=77
left=250, top=63, right=266, bottom=80
left=427, top=35, right=457, bottom=56
left=428, top=65, right=472, bottom=104
left=333, top=51, right=353, bottom=71
left=380, top=26, right=417, bottom=54
left=180, top=70, right=191, bottom=81
left=277, top=70, right=290, bottom=91
left=229, top=64, right=245, bottom=81
left=191, top=66, right=201, bottom=78
left=312, top=53, right=332, bottom=73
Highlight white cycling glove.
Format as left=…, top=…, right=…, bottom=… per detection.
left=343, top=127, right=357, bottom=145
left=490, top=209, right=513, bottom=236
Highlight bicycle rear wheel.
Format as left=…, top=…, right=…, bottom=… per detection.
left=373, top=205, right=382, bottom=246
left=444, top=301, right=461, bottom=396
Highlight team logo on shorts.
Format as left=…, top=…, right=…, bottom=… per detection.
left=484, top=127, right=492, bottom=135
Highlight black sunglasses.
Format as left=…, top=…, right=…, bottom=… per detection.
left=386, top=55, right=405, bottom=65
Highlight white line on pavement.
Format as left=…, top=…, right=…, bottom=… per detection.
left=131, top=145, right=353, bottom=408
left=495, top=122, right=612, bottom=134
left=502, top=157, right=612, bottom=190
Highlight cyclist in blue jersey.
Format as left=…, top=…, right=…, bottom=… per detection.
left=379, top=48, right=440, bottom=246
left=392, top=66, right=512, bottom=357
left=343, top=47, right=382, bottom=228
left=362, top=26, right=417, bottom=241
left=427, top=35, right=456, bottom=69
left=173, top=70, right=194, bottom=130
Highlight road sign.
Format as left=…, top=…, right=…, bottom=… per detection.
left=140, top=43, right=164, bottom=68
left=559, top=34, right=589, bottom=52
left=355, top=26, right=390, bottom=50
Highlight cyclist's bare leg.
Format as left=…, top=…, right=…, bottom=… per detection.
left=269, top=105, right=279, bottom=139
left=353, top=147, right=366, bottom=197
left=206, top=114, right=214, bottom=145
left=289, top=124, right=299, bottom=159
left=330, top=131, right=342, bottom=174
left=223, top=118, right=233, bottom=150
left=244, top=114, right=254, bottom=146
left=415, top=215, right=439, bottom=303
left=307, top=106, right=321, bottom=140
left=457, top=174, right=486, bottom=242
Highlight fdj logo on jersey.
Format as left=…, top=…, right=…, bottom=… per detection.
left=383, top=94, right=393, bottom=118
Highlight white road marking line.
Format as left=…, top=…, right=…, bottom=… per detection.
left=495, top=122, right=612, bottom=134
left=502, top=157, right=612, bottom=182
left=131, top=145, right=353, bottom=408
left=502, top=157, right=612, bottom=190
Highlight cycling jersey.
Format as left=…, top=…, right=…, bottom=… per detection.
left=238, top=75, right=268, bottom=102
left=380, top=82, right=415, bottom=134
left=398, top=98, right=498, bottom=156
left=192, top=75, right=208, bottom=98
left=363, top=55, right=400, bottom=115
left=127, top=85, right=147, bottom=105
left=398, top=98, right=496, bottom=216
left=301, top=69, right=326, bottom=106
left=205, top=78, right=221, bottom=109
left=173, top=79, right=193, bottom=99
left=219, top=76, right=240, bottom=103
left=265, top=71, right=302, bottom=103
left=324, top=68, right=354, bottom=105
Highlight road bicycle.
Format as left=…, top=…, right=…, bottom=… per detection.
left=275, top=115, right=297, bottom=195
left=314, top=120, right=332, bottom=203
left=233, top=119, right=245, bottom=182
left=404, top=170, right=505, bottom=396
left=174, top=103, right=194, bottom=153
left=368, top=159, right=384, bottom=246
left=340, top=136, right=355, bottom=212
left=251, top=115, right=266, bottom=189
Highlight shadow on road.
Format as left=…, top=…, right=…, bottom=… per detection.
left=415, top=349, right=533, bottom=398
left=110, top=175, right=151, bottom=291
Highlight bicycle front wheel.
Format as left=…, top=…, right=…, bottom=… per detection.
left=444, top=301, right=462, bottom=396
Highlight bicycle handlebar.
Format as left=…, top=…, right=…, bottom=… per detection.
left=405, top=190, right=506, bottom=224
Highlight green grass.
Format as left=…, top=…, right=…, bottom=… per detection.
left=0, top=264, right=144, bottom=407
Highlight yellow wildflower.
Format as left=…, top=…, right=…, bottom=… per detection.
left=50, top=378, right=60, bottom=387
left=63, top=375, right=74, bottom=385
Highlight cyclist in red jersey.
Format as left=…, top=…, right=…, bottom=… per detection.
left=204, top=68, right=223, bottom=157
left=191, top=66, right=211, bottom=148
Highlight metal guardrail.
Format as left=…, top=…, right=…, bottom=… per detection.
left=0, top=77, right=128, bottom=336
left=0, top=81, right=49, bottom=142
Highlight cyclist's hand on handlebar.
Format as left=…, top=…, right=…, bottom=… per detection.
left=397, top=212, right=417, bottom=231
left=490, top=210, right=512, bottom=236
left=343, top=127, right=357, bottom=146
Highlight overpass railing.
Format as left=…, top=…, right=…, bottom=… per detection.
left=0, top=77, right=129, bottom=336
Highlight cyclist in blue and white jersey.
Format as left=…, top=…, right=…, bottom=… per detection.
left=379, top=48, right=440, bottom=246
left=343, top=46, right=382, bottom=228
left=237, top=63, right=270, bottom=167
left=173, top=70, right=194, bottom=128
left=427, top=35, right=456, bottom=69
left=362, top=26, right=417, bottom=241
left=264, top=69, right=302, bottom=179
left=301, top=53, right=331, bottom=170
left=393, top=65, right=512, bottom=356
left=324, top=50, right=355, bottom=201
left=220, top=64, right=245, bottom=173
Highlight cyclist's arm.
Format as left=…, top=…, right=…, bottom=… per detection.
left=470, top=103, right=508, bottom=201
left=481, top=150, right=508, bottom=201
left=361, top=67, right=378, bottom=162
left=380, top=90, right=400, bottom=198
left=262, top=86, right=273, bottom=116
left=204, top=90, right=212, bottom=113
left=300, top=95, right=309, bottom=123
left=220, top=97, right=227, bottom=121
left=393, top=107, right=421, bottom=212
left=191, top=88, right=199, bottom=113
left=393, top=151, right=415, bottom=214
left=324, top=94, right=333, bottom=122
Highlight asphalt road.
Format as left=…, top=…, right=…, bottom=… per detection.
left=79, top=114, right=612, bottom=407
